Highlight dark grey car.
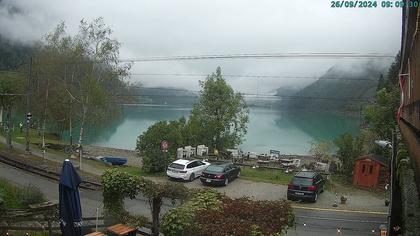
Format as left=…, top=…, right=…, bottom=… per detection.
left=287, top=171, right=325, bottom=202
left=200, top=163, right=241, bottom=186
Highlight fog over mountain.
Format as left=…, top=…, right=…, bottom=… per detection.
left=280, top=62, right=386, bottom=111
left=0, top=0, right=401, bottom=93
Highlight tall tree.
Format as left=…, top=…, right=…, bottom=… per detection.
left=334, top=133, right=363, bottom=175
left=363, top=53, right=400, bottom=141
left=309, top=140, right=333, bottom=163
left=0, top=72, right=25, bottom=148
left=136, top=118, right=187, bottom=173
left=188, top=67, right=249, bottom=151
left=29, top=18, right=130, bottom=165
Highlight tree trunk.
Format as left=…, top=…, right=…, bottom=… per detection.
left=69, top=116, right=73, bottom=146
left=78, top=104, right=87, bottom=170
left=42, top=79, right=50, bottom=158
left=151, top=197, right=162, bottom=236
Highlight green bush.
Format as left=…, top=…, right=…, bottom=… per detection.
left=162, top=190, right=295, bottom=236
left=0, top=178, right=46, bottom=209
left=102, top=169, right=141, bottom=216
left=18, top=184, right=46, bottom=206
left=161, top=189, right=222, bottom=236
left=192, top=197, right=295, bottom=236
left=120, top=212, right=149, bottom=228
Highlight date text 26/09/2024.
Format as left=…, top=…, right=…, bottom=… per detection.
left=331, top=0, right=419, bottom=8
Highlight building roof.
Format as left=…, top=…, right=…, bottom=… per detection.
left=356, top=154, right=390, bottom=167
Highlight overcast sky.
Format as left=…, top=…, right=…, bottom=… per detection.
left=0, top=0, right=402, bottom=93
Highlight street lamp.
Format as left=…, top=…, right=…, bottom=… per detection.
left=374, top=140, right=391, bottom=149
left=374, top=138, right=396, bottom=236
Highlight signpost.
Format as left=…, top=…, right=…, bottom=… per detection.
left=161, top=140, right=169, bottom=152
left=161, top=140, right=169, bottom=171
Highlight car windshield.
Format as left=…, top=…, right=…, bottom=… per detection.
left=292, top=177, right=313, bottom=186
left=169, top=163, right=185, bottom=170
left=206, top=166, right=224, bottom=172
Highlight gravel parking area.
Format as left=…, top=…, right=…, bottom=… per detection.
left=165, top=176, right=389, bottom=213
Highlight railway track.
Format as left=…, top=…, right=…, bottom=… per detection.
left=0, top=153, right=102, bottom=191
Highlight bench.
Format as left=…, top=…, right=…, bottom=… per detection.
left=107, top=223, right=136, bottom=236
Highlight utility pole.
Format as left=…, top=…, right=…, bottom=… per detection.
left=25, top=57, right=32, bottom=154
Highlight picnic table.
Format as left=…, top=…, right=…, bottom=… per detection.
left=107, top=223, right=137, bottom=236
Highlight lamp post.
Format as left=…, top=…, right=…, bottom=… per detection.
left=375, top=130, right=398, bottom=235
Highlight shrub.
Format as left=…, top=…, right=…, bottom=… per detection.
left=192, top=197, right=294, bottom=236
left=0, top=178, right=46, bottom=209
left=120, top=212, right=149, bottom=229
left=102, top=169, right=189, bottom=235
left=162, top=192, right=295, bottom=236
left=161, top=189, right=222, bottom=236
left=17, top=184, right=46, bottom=206
left=102, top=169, right=141, bottom=216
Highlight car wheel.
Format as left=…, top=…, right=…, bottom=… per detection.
left=312, top=193, right=318, bottom=203
left=287, top=195, right=293, bottom=201
left=224, top=178, right=229, bottom=186
left=189, top=173, right=195, bottom=182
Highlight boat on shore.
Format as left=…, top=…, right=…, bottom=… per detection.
left=96, top=156, right=128, bottom=165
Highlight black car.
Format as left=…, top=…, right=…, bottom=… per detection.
left=200, top=163, right=241, bottom=186
left=287, top=171, right=325, bottom=202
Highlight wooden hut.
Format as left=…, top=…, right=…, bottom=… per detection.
left=353, top=154, right=390, bottom=191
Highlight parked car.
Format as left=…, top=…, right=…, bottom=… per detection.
left=287, top=171, right=325, bottom=202
left=167, top=159, right=210, bottom=181
left=200, top=163, right=241, bottom=186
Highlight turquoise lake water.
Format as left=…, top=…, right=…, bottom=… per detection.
left=79, top=105, right=360, bottom=155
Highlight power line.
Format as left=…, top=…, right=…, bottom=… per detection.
left=128, top=73, right=377, bottom=81
left=1, top=70, right=379, bottom=81
left=115, top=93, right=372, bottom=102
left=119, top=52, right=395, bottom=62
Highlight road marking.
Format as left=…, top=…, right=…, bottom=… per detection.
left=292, top=205, right=388, bottom=215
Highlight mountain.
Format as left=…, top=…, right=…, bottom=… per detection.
left=0, top=34, right=34, bottom=70
left=280, top=64, right=384, bottom=111
left=275, top=87, right=301, bottom=97
left=125, top=86, right=198, bottom=106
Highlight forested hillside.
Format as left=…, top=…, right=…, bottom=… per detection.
left=0, top=34, right=34, bottom=70
left=280, top=64, right=383, bottom=111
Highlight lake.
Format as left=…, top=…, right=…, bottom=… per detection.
left=81, top=105, right=360, bottom=155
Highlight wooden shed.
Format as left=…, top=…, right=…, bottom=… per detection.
left=353, top=154, right=390, bottom=191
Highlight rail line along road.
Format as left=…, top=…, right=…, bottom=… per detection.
left=0, top=153, right=102, bottom=191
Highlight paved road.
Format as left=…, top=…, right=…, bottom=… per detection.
left=0, top=162, right=387, bottom=235
left=288, top=208, right=387, bottom=235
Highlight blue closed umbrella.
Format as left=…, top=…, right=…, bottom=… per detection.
left=59, top=159, right=83, bottom=236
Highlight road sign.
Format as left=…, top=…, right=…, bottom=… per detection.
left=161, top=140, right=169, bottom=151
left=26, top=112, right=32, bottom=119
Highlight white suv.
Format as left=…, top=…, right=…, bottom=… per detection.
left=167, top=159, right=210, bottom=181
